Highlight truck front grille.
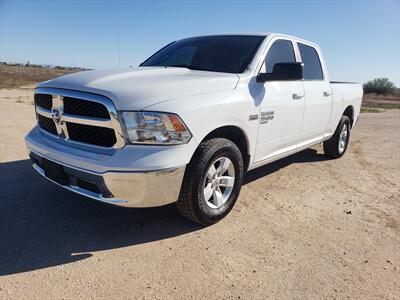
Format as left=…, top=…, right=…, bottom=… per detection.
left=35, top=94, right=52, bottom=110
left=64, top=97, right=110, bottom=119
left=37, top=115, right=57, bottom=135
left=66, top=122, right=117, bottom=147
left=34, top=88, right=125, bottom=149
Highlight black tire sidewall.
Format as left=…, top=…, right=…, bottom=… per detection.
left=195, top=142, right=243, bottom=224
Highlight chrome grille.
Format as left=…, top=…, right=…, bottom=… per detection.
left=34, top=88, right=125, bottom=149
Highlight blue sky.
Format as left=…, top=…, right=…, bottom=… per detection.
left=1, top=0, right=399, bottom=85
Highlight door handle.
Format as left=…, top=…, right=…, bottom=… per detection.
left=292, top=93, right=304, bottom=100
left=323, top=91, right=332, bottom=97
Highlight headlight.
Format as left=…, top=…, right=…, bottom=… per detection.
left=121, top=111, right=192, bottom=145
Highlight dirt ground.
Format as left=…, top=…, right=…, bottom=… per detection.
left=0, top=87, right=399, bottom=299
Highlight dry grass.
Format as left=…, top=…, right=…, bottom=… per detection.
left=362, top=93, right=400, bottom=110
left=0, top=65, right=85, bottom=89
left=360, top=107, right=382, bottom=113
left=362, top=93, right=400, bottom=109
left=364, top=94, right=400, bottom=101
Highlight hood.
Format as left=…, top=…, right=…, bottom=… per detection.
left=38, top=67, right=240, bottom=110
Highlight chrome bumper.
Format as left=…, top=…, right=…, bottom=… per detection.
left=29, top=151, right=185, bottom=207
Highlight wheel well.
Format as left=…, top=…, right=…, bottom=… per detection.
left=343, top=106, right=354, bottom=127
left=202, top=126, right=250, bottom=171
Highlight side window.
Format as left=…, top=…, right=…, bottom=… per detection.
left=265, top=40, right=296, bottom=73
left=298, top=43, right=323, bottom=80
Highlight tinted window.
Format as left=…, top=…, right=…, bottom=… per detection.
left=265, top=40, right=295, bottom=73
left=156, top=46, right=197, bottom=66
left=141, top=35, right=265, bottom=73
left=298, top=43, right=323, bottom=80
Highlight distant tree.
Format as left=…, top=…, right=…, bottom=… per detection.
left=363, top=78, right=396, bottom=95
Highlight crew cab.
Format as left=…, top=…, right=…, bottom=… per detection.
left=25, top=33, right=363, bottom=225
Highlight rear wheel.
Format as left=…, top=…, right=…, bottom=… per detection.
left=323, top=115, right=351, bottom=158
left=176, top=138, right=244, bottom=225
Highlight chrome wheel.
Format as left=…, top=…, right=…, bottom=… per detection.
left=203, top=157, right=235, bottom=209
left=338, top=124, right=348, bottom=154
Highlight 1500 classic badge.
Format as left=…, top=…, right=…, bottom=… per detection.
left=260, top=111, right=274, bottom=124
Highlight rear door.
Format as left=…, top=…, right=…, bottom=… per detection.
left=296, top=42, right=332, bottom=146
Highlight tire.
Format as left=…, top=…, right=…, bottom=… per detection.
left=323, top=115, right=351, bottom=158
left=177, top=138, right=244, bottom=226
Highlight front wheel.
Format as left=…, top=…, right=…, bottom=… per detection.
left=323, top=115, right=351, bottom=158
left=176, top=138, right=244, bottom=225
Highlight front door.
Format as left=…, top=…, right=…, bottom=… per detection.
left=254, top=39, right=305, bottom=163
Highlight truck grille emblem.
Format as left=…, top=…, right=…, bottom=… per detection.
left=51, top=107, right=63, bottom=125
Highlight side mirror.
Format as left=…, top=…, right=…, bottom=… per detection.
left=257, top=62, right=304, bottom=82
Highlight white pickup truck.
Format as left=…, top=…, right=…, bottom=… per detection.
left=25, top=33, right=362, bottom=225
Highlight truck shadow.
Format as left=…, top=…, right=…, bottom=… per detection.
left=0, top=148, right=328, bottom=276
left=0, top=159, right=201, bottom=276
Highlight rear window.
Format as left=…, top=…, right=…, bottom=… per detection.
left=298, top=43, right=324, bottom=80
left=141, top=35, right=265, bottom=74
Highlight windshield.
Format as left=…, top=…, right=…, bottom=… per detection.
left=140, top=35, right=265, bottom=74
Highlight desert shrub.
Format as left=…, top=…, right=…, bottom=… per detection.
left=363, top=78, right=396, bottom=95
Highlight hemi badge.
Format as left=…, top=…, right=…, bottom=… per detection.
left=249, top=114, right=258, bottom=121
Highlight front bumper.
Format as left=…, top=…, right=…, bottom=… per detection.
left=25, top=126, right=196, bottom=207
left=29, top=151, right=185, bottom=207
